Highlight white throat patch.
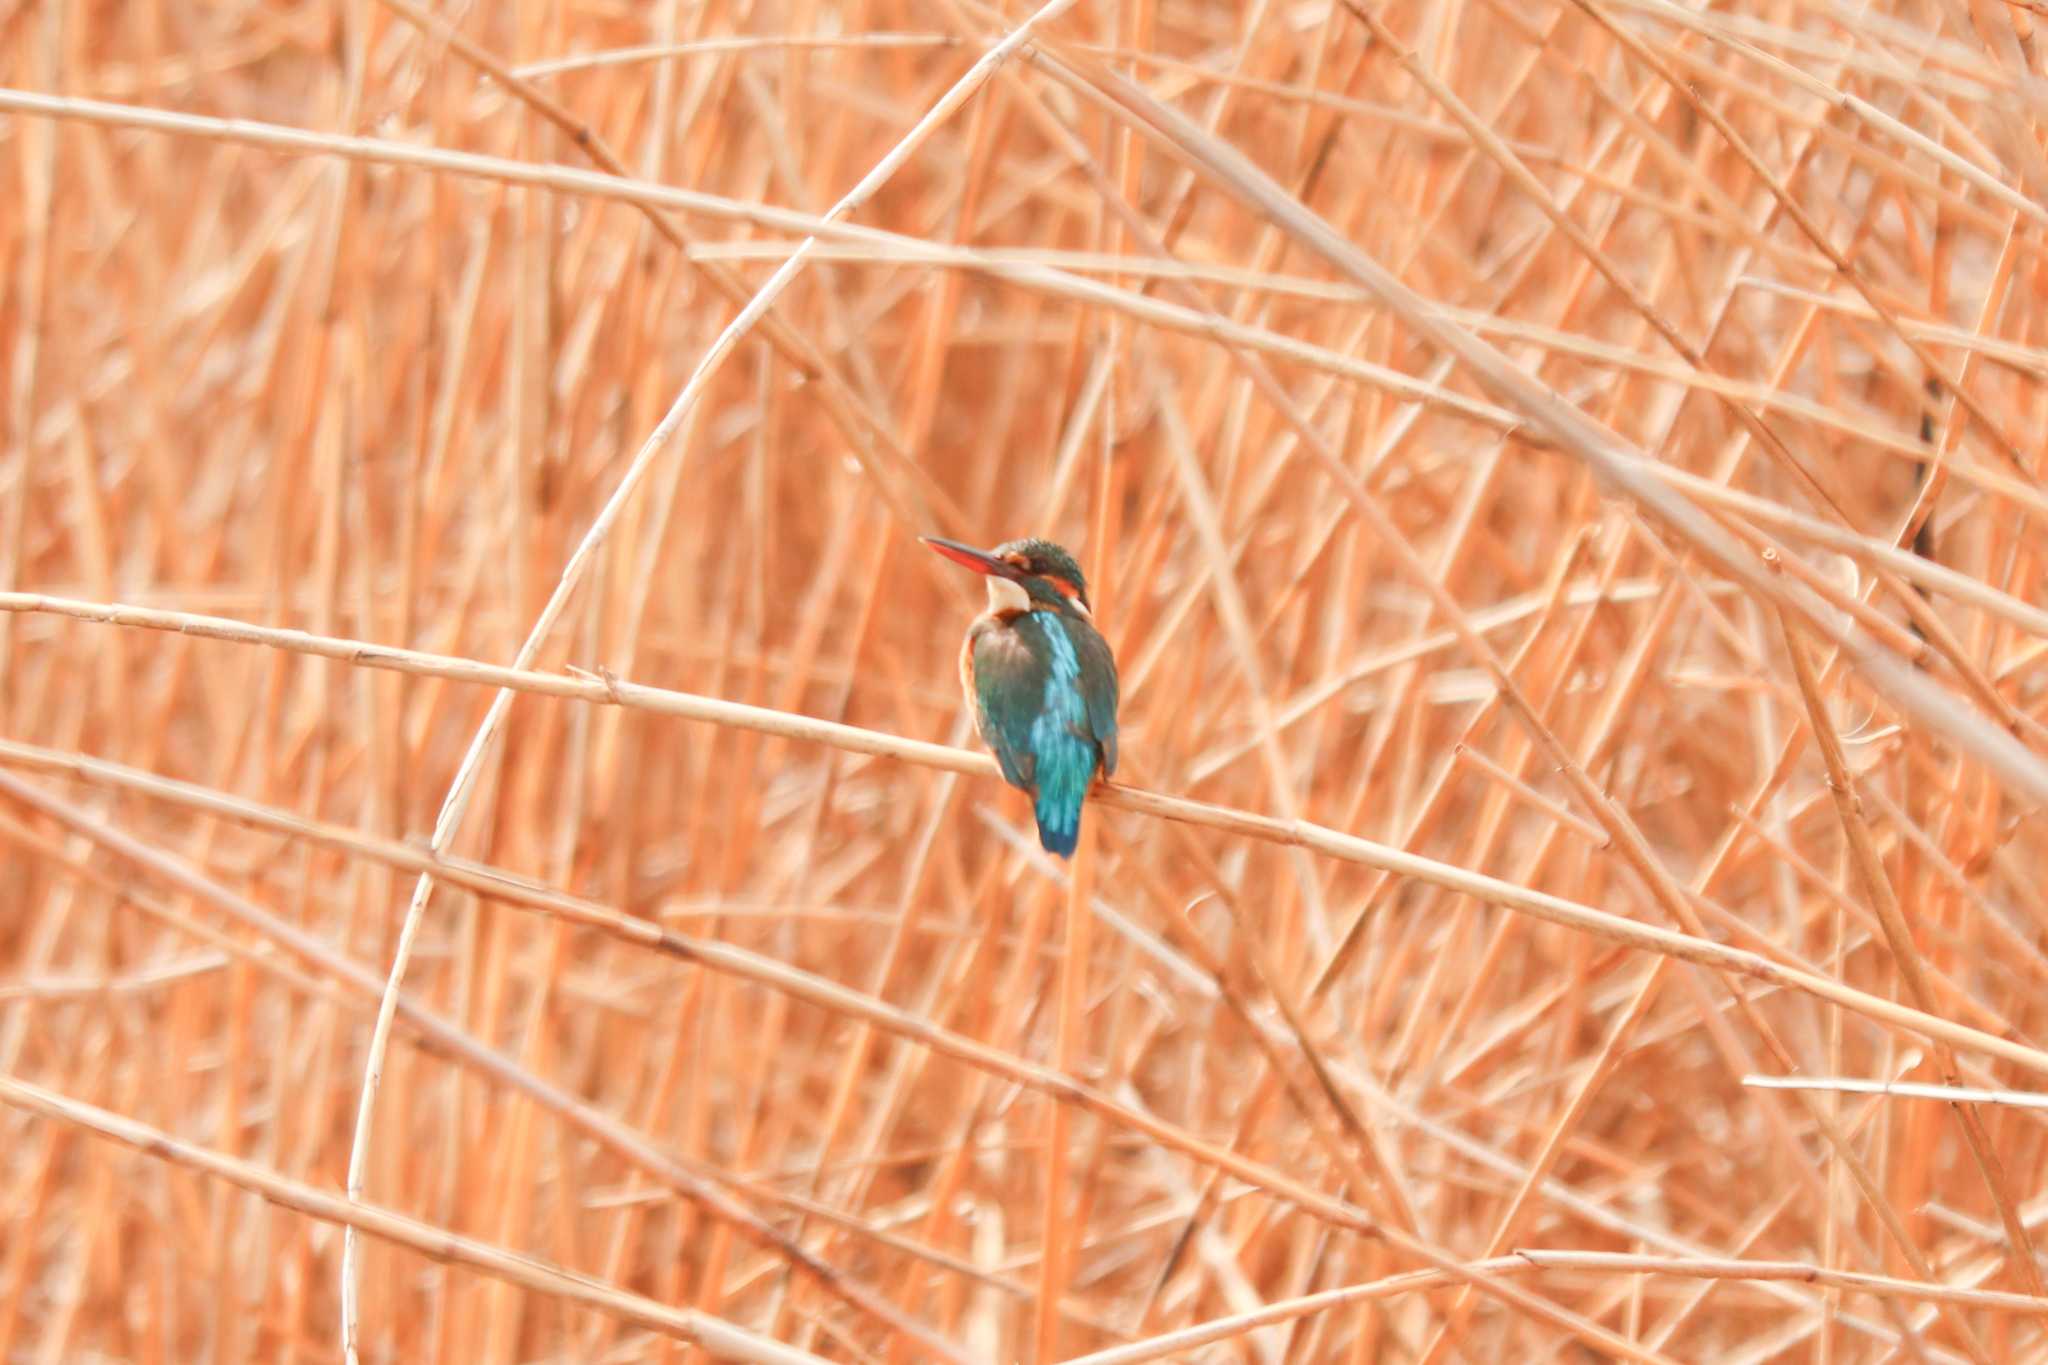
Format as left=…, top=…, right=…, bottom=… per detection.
left=985, top=575, right=1031, bottom=614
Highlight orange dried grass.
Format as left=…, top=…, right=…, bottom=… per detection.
left=4, top=1, right=2048, bottom=1361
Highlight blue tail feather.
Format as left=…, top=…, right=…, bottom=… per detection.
left=1030, top=740, right=1096, bottom=858
left=1034, top=790, right=1082, bottom=857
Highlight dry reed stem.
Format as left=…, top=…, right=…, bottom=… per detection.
left=0, top=768, right=973, bottom=1361
left=0, top=737, right=1950, bottom=1357
left=9, top=3, right=2048, bottom=1359
left=1747, top=1076, right=2048, bottom=1108
left=1781, top=606, right=2046, bottom=1302
left=14, top=88, right=2048, bottom=553
left=0, top=1073, right=834, bottom=1364
left=331, top=2, right=1074, bottom=1354
left=1013, top=28, right=2048, bottom=809
left=8, top=595, right=2048, bottom=1081
left=1061, top=1250, right=2048, bottom=1365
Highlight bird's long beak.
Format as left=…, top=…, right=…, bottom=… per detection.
left=920, top=536, right=1022, bottom=579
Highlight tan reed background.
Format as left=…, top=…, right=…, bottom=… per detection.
left=4, top=0, right=2048, bottom=1360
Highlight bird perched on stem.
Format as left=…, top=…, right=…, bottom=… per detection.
left=922, top=535, right=1119, bottom=857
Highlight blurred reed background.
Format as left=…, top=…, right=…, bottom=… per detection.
left=4, top=0, right=2048, bottom=1360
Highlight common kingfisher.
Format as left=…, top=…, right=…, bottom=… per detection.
left=922, top=535, right=1120, bottom=857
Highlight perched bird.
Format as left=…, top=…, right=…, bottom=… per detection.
left=922, top=535, right=1119, bottom=857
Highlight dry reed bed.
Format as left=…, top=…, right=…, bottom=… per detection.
left=3, top=0, right=2048, bottom=1360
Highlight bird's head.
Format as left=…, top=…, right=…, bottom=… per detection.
left=921, top=535, right=1092, bottom=617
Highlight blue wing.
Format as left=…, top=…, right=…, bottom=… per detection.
left=1065, top=614, right=1119, bottom=777
left=971, top=612, right=1113, bottom=856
